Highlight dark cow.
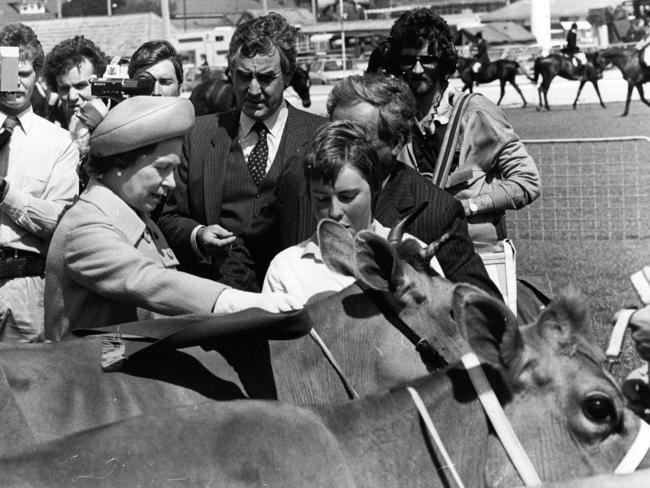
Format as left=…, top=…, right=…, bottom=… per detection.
left=0, top=218, right=469, bottom=452
left=2, top=288, right=649, bottom=487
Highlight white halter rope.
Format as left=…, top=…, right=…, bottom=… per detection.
left=408, top=348, right=650, bottom=486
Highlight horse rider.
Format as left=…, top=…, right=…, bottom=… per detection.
left=564, top=23, right=586, bottom=68
left=472, top=32, right=489, bottom=75
left=635, top=28, right=650, bottom=70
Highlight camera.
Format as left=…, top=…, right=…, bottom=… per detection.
left=0, top=46, right=19, bottom=94
left=90, top=72, right=155, bottom=102
left=90, top=56, right=155, bottom=102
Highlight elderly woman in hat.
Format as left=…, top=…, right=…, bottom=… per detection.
left=44, top=96, right=299, bottom=341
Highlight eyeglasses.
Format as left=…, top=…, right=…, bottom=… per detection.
left=398, top=54, right=440, bottom=70
left=234, top=70, right=281, bottom=87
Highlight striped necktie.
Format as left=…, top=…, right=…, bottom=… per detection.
left=0, top=117, right=18, bottom=149
left=247, top=121, right=269, bottom=187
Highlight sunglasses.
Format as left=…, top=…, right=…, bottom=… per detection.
left=234, top=70, right=281, bottom=87
left=398, top=54, right=440, bottom=70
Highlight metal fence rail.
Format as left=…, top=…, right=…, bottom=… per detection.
left=508, top=136, right=650, bottom=241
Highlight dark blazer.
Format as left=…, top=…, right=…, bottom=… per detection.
left=157, top=103, right=326, bottom=281
left=277, top=159, right=502, bottom=300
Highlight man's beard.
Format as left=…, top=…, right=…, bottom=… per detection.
left=404, top=68, right=440, bottom=98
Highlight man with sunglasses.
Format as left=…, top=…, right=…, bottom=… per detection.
left=158, top=13, right=325, bottom=291
left=382, top=8, right=540, bottom=247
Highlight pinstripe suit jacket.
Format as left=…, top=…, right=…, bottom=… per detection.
left=157, top=103, right=326, bottom=279
left=277, top=159, right=502, bottom=300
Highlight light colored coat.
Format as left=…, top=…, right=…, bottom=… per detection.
left=44, top=179, right=228, bottom=340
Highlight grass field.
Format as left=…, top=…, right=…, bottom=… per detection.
left=500, top=102, right=650, bottom=378
left=516, top=240, right=650, bottom=376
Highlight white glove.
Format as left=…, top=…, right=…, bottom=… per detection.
left=213, top=289, right=303, bottom=314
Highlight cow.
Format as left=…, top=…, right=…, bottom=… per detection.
left=1, top=287, right=648, bottom=487
left=0, top=217, right=470, bottom=454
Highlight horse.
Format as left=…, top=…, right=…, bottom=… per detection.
left=189, top=65, right=312, bottom=116
left=600, top=46, right=650, bottom=116
left=2, top=288, right=650, bottom=487
left=457, top=56, right=528, bottom=107
left=528, top=52, right=607, bottom=111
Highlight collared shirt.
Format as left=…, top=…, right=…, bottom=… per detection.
left=397, top=85, right=457, bottom=169
left=239, top=101, right=289, bottom=174
left=262, top=220, right=443, bottom=305
left=0, top=107, right=79, bottom=255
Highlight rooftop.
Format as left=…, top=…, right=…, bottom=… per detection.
left=22, top=12, right=172, bottom=56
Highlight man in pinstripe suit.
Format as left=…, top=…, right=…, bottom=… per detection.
left=158, top=14, right=325, bottom=291
left=276, top=74, right=501, bottom=299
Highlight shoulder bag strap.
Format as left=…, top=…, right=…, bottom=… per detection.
left=431, top=92, right=476, bottom=189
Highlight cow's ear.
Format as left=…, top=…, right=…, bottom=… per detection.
left=452, top=287, right=524, bottom=371
left=318, top=219, right=356, bottom=277
left=354, top=231, right=407, bottom=292
left=535, top=287, right=589, bottom=354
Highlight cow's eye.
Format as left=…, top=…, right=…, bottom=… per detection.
left=582, top=393, right=617, bottom=424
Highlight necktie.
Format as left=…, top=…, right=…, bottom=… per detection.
left=0, top=117, right=18, bottom=150
left=247, top=121, right=269, bottom=187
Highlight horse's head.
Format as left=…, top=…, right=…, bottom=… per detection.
left=451, top=286, right=650, bottom=485
left=290, top=65, right=311, bottom=108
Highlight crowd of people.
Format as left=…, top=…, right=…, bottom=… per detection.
left=1, top=8, right=650, bottom=386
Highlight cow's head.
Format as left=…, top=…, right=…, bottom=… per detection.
left=317, top=218, right=479, bottom=366
left=452, top=286, right=650, bottom=485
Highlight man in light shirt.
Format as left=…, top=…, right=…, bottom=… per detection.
left=0, top=23, right=79, bottom=341
left=158, top=13, right=324, bottom=291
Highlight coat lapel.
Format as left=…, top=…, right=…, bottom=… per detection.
left=203, top=110, right=239, bottom=224
left=376, top=162, right=416, bottom=225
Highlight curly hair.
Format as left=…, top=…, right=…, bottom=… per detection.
left=326, top=73, right=416, bottom=150
left=385, top=8, right=457, bottom=80
left=128, top=40, right=183, bottom=84
left=0, top=23, right=44, bottom=73
left=43, top=36, right=106, bottom=92
left=228, top=12, right=297, bottom=79
left=304, top=120, right=391, bottom=209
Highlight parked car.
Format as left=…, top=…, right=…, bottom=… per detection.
left=309, top=58, right=362, bottom=85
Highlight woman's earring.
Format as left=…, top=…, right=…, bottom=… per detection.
left=116, top=171, right=122, bottom=177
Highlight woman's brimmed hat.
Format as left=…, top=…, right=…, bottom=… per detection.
left=90, top=96, right=195, bottom=157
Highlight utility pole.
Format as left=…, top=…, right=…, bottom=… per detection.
left=530, top=0, right=551, bottom=55
left=56, top=0, right=62, bottom=18
left=262, top=0, right=268, bottom=15
left=311, top=0, right=317, bottom=20
left=107, top=0, right=112, bottom=15
left=161, top=0, right=172, bottom=41
left=339, top=0, right=346, bottom=67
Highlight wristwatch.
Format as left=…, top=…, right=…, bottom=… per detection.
left=468, top=200, right=479, bottom=217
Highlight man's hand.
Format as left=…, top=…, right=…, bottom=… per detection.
left=197, top=224, right=236, bottom=254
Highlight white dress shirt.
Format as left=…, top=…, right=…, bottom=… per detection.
left=0, top=108, right=79, bottom=255
left=262, top=221, right=443, bottom=305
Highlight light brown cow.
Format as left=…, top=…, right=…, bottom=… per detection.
left=1, top=287, right=648, bottom=487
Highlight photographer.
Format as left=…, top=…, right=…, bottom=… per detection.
left=128, top=40, right=183, bottom=97
left=43, top=36, right=106, bottom=130
left=44, top=96, right=300, bottom=341
left=0, top=23, right=79, bottom=342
